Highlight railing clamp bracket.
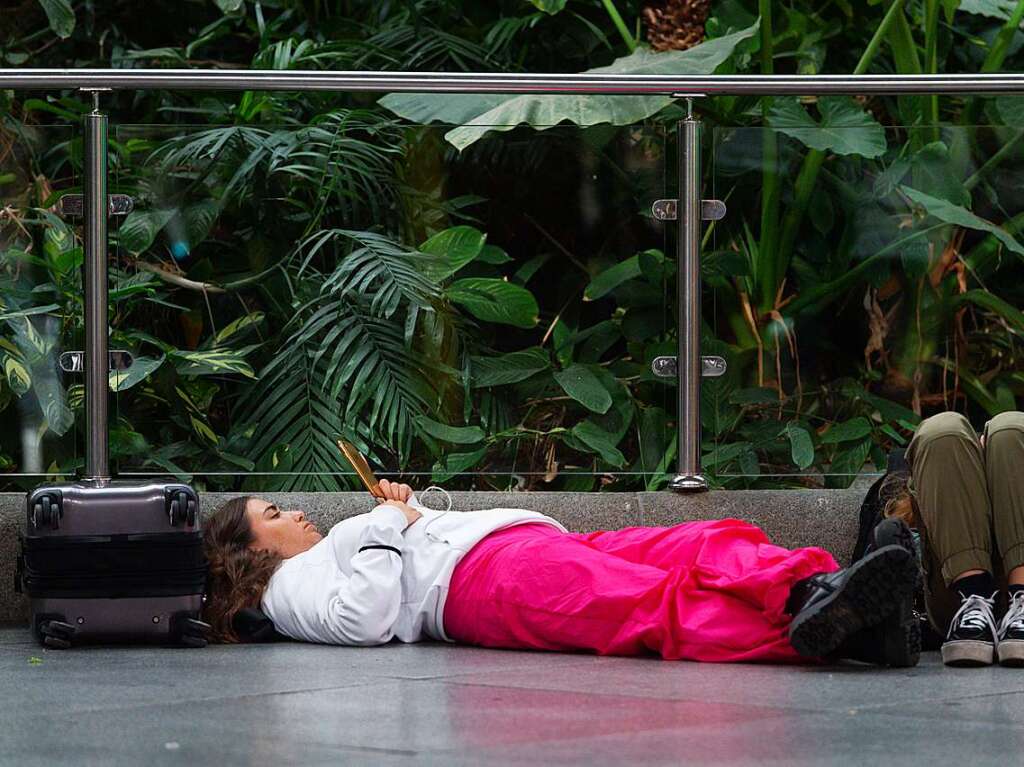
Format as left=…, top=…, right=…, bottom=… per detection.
left=652, top=199, right=726, bottom=222
left=57, top=194, right=134, bottom=218
left=652, top=356, right=727, bottom=379
left=59, top=351, right=134, bottom=374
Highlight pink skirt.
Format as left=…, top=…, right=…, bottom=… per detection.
left=442, top=519, right=838, bottom=662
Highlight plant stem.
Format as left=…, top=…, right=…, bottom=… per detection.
left=757, top=0, right=780, bottom=312
left=599, top=0, right=636, bottom=53
left=924, top=0, right=941, bottom=142
left=769, top=1, right=903, bottom=311
left=887, top=0, right=925, bottom=151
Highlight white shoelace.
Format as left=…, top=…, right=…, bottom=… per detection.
left=998, top=591, right=1024, bottom=640
left=948, top=593, right=997, bottom=640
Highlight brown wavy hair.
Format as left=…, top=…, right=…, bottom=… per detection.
left=879, top=471, right=918, bottom=527
left=202, top=496, right=282, bottom=643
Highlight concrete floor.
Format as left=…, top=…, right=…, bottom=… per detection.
left=3, top=628, right=1024, bottom=766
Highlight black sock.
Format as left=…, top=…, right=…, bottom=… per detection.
left=952, top=572, right=995, bottom=601
left=1008, top=584, right=1024, bottom=599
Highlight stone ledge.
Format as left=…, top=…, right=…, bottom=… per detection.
left=0, top=489, right=864, bottom=625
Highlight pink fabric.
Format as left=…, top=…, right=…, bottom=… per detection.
left=443, top=519, right=839, bottom=662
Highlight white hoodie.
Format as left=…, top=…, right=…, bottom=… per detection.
left=260, top=496, right=566, bottom=645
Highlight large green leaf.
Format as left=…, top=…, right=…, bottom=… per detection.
left=118, top=208, right=176, bottom=254
left=820, top=417, right=872, bottom=444
left=957, top=0, right=1017, bottom=19
left=447, top=278, right=539, bottom=328
left=2, top=352, right=31, bottom=395
left=769, top=97, right=887, bottom=158
left=109, top=355, right=165, bottom=392
left=553, top=364, right=613, bottom=414
left=37, top=0, right=75, bottom=38
left=415, top=415, right=485, bottom=444
left=585, top=251, right=660, bottom=301
left=786, top=423, right=815, bottom=469
left=212, top=312, right=265, bottom=347
left=432, top=447, right=488, bottom=483
left=170, top=347, right=257, bottom=378
left=470, top=347, right=550, bottom=387
left=379, top=21, right=759, bottom=151
left=572, top=421, right=626, bottom=467
left=902, top=186, right=1024, bottom=258
left=419, top=226, right=487, bottom=282
left=827, top=438, right=873, bottom=488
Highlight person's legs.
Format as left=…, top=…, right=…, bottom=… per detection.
left=984, top=412, right=1024, bottom=585
left=570, top=520, right=838, bottom=621
left=907, top=411, right=999, bottom=665
left=983, top=411, right=1024, bottom=666
left=444, top=520, right=882, bottom=663
left=907, top=412, right=994, bottom=607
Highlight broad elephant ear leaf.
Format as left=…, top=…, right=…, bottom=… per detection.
left=378, top=21, right=759, bottom=151
left=768, top=97, right=887, bottom=158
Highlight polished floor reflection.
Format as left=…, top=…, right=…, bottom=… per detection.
left=2, top=627, right=1022, bottom=766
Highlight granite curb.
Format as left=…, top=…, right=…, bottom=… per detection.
left=0, top=489, right=864, bottom=625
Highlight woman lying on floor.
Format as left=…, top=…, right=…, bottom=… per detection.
left=202, top=480, right=920, bottom=667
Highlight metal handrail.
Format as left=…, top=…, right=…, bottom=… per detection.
left=2, top=69, right=1024, bottom=94
left=4, top=68, right=1020, bottom=488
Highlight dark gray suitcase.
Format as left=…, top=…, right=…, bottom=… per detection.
left=15, top=107, right=209, bottom=648
left=18, top=481, right=208, bottom=648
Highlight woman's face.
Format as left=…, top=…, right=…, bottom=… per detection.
left=245, top=498, right=323, bottom=558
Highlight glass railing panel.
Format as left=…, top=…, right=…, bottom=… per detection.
left=0, top=121, right=79, bottom=491
left=111, top=114, right=669, bottom=492
left=709, top=120, right=1024, bottom=487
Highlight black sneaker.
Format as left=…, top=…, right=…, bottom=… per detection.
left=830, top=519, right=921, bottom=667
left=997, top=591, right=1024, bottom=667
left=788, top=545, right=918, bottom=660
left=942, top=593, right=997, bottom=667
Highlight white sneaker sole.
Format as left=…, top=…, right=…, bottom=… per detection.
left=942, top=639, right=995, bottom=667
left=998, top=639, right=1024, bottom=667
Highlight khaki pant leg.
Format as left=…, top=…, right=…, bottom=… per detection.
left=984, top=411, right=1024, bottom=576
left=907, top=412, right=994, bottom=632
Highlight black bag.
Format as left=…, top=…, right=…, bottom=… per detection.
left=18, top=481, right=209, bottom=648
left=853, top=449, right=943, bottom=651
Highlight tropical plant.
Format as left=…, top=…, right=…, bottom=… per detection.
left=0, top=0, right=1021, bottom=493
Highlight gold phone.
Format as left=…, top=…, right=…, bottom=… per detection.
left=336, top=438, right=385, bottom=500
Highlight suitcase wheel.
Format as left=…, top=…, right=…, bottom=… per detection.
left=168, top=490, right=197, bottom=527
left=39, top=619, right=76, bottom=649
left=31, top=494, right=63, bottom=530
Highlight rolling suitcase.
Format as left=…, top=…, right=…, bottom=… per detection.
left=15, top=104, right=209, bottom=648
left=18, top=481, right=209, bottom=648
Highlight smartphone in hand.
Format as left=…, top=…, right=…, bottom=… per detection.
left=336, top=438, right=385, bottom=500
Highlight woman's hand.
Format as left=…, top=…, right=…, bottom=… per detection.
left=375, top=478, right=413, bottom=503
left=375, top=479, right=421, bottom=528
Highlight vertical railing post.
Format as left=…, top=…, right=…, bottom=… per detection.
left=82, top=89, right=110, bottom=481
left=670, top=98, right=707, bottom=492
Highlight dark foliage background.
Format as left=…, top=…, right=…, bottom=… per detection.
left=1, top=0, right=1022, bottom=492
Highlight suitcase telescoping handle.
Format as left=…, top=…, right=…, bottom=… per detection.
left=83, top=90, right=111, bottom=481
